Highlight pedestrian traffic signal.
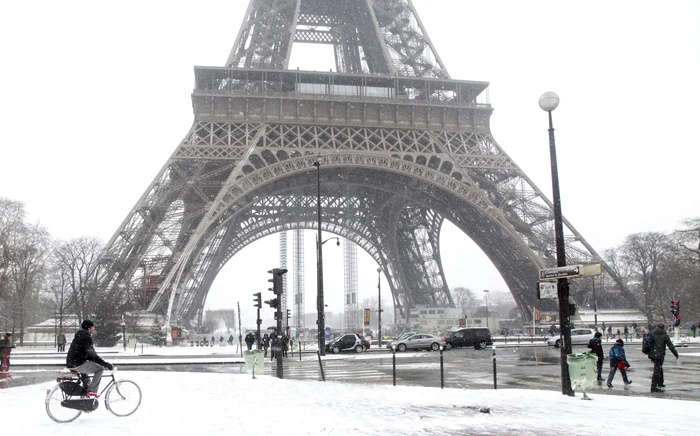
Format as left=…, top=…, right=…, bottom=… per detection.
left=253, top=292, right=262, bottom=309
left=267, top=268, right=288, bottom=296
left=670, top=301, right=681, bottom=326
left=265, top=298, right=279, bottom=309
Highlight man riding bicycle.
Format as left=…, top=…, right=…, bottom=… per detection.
left=66, top=320, right=114, bottom=397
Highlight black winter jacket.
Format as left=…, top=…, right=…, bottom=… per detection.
left=587, top=337, right=604, bottom=359
left=66, top=329, right=110, bottom=369
left=649, top=327, right=678, bottom=359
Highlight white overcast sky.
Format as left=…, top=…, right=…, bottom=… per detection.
left=1, top=1, right=698, bottom=327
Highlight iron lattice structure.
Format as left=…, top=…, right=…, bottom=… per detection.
left=94, top=0, right=608, bottom=329
left=343, top=241, right=358, bottom=331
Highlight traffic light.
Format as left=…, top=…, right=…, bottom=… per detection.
left=671, top=301, right=681, bottom=326
left=267, top=268, right=288, bottom=296
left=265, top=297, right=279, bottom=309
left=253, top=292, right=262, bottom=309
left=286, top=309, right=291, bottom=323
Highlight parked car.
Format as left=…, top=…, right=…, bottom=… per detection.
left=392, top=334, right=446, bottom=352
left=445, top=328, right=493, bottom=350
left=546, top=328, right=596, bottom=348
left=385, top=332, right=417, bottom=349
left=325, top=333, right=366, bottom=354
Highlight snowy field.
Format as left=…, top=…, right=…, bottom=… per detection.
left=2, top=369, right=698, bottom=436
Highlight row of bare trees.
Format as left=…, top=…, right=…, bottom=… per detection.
left=600, top=218, right=700, bottom=326
left=0, top=197, right=106, bottom=345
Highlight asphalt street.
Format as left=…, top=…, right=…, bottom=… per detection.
left=4, top=341, right=699, bottom=401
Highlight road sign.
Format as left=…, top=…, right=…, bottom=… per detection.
left=538, top=282, right=558, bottom=299
left=538, top=264, right=601, bottom=281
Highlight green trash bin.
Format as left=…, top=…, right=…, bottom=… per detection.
left=253, top=349, right=265, bottom=374
left=244, top=349, right=266, bottom=375
left=567, top=353, right=597, bottom=398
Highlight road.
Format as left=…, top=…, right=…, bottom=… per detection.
left=4, top=342, right=699, bottom=401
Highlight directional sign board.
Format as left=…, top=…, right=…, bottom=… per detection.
left=538, top=264, right=602, bottom=281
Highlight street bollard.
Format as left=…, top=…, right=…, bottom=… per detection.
left=492, top=345, right=497, bottom=390
left=252, top=355, right=257, bottom=379
left=317, top=350, right=326, bottom=382
left=440, top=346, right=444, bottom=389
left=392, top=345, right=396, bottom=386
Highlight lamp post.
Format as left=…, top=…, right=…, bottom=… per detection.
left=483, top=290, right=490, bottom=332
left=539, top=91, right=574, bottom=397
left=313, top=155, right=326, bottom=356
left=377, top=267, right=383, bottom=348
left=121, top=316, right=126, bottom=352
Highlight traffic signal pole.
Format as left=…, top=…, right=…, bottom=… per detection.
left=266, top=268, right=288, bottom=378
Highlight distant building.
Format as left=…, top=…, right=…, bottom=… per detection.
left=573, top=309, right=647, bottom=331
left=396, top=305, right=500, bottom=334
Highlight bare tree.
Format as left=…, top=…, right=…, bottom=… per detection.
left=5, top=220, right=51, bottom=344
left=451, top=287, right=477, bottom=317
left=619, top=232, right=672, bottom=322
left=52, top=236, right=103, bottom=321
left=0, top=197, right=26, bottom=301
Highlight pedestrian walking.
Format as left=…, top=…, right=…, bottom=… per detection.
left=262, top=333, right=270, bottom=357
left=244, top=332, right=255, bottom=350
left=228, top=334, right=234, bottom=345
left=282, top=334, right=290, bottom=357
left=57, top=332, right=67, bottom=352
left=587, top=332, right=605, bottom=381
left=691, top=323, right=697, bottom=338
left=0, top=332, right=16, bottom=376
left=210, top=335, right=215, bottom=347
left=623, top=325, right=629, bottom=341
left=607, top=325, right=612, bottom=340
left=648, top=323, right=679, bottom=393
left=549, top=324, right=556, bottom=336
left=606, top=339, right=632, bottom=387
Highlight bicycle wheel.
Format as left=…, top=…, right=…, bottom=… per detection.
left=105, top=379, right=142, bottom=417
left=45, top=384, right=82, bottom=423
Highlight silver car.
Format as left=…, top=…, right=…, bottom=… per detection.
left=546, top=328, right=596, bottom=348
left=392, top=334, right=446, bottom=352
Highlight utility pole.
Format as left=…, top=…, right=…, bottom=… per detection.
left=237, top=301, right=242, bottom=358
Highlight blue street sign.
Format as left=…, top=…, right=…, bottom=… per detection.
left=325, top=326, right=331, bottom=340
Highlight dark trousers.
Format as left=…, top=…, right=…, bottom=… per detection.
left=596, top=357, right=603, bottom=379
left=607, top=365, right=630, bottom=384
left=651, top=357, right=665, bottom=389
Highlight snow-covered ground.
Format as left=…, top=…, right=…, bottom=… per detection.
left=1, top=368, right=697, bottom=435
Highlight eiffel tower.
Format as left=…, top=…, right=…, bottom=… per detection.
left=95, top=0, right=607, bottom=331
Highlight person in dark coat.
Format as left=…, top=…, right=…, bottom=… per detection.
left=587, top=331, right=605, bottom=381
left=0, top=332, right=16, bottom=374
left=244, top=332, right=255, bottom=350
left=66, top=320, right=113, bottom=397
left=228, top=334, right=234, bottom=345
left=57, top=332, right=67, bottom=352
left=606, top=339, right=631, bottom=387
left=649, top=323, right=679, bottom=393
left=262, top=333, right=270, bottom=357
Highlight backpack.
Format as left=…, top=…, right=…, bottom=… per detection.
left=642, top=332, right=654, bottom=354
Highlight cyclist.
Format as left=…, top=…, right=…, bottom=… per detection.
left=66, top=320, right=114, bottom=398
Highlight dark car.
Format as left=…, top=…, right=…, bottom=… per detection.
left=325, top=333, right=367, bottom=354
left=445, top=328, right=493, bottom=350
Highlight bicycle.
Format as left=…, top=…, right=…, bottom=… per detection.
left=45, top=368, right=142, bottom=423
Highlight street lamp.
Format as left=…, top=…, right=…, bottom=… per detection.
left=377, top=267, right=383, bottom=348
left=539, top=91, right=574, bottom=397
left=121, top=315, right=126, bottom=352
left=313, top=154, right=326, bottom=356
left=483, top=290, right=490, bottom=332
